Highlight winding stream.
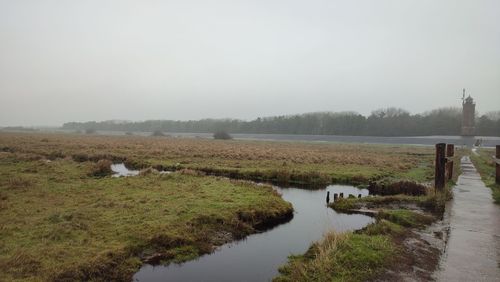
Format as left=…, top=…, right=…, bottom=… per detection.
left=133, top=185, right=373, bottom=282
left=111, top=164, right=374, bottom=282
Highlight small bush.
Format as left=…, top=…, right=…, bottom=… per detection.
left=213, top=131, right=232, bottom=140
left=151, top=130, right=165, bottom=137
left=89, top=159, right=113, bottom=177
left=368, top=180, right=428, bottom=196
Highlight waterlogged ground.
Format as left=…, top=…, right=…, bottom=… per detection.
left=0, top=132, right=436, bottom=281
left=0, top=132, right=435, bottom=186
left=0, top=157, right=292, bottom=281
left=134, top=185, right=373, bottom=282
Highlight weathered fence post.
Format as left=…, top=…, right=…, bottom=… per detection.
left=446, top=144, right=455, bottom=180
left=339, top=192, right=344, bottom=199
left=435, top=143, right=446, bottom=191
left=333, top=193, right=338, bottom=201
left=496, top=145, right=500, bottom=185
left=326, top=191, right=330, bottom=203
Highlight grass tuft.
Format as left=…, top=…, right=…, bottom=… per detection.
left=88, top=159, right=113, bottom=177
left=377, top=209, right=435, bottom=228
left=274, top=231, right=395, bottom=282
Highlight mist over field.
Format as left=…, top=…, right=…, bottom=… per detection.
left=1, top=0, right=499, bottom=127
left=2, top=2, right=500, bottom=281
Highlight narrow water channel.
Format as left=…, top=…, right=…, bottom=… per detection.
left=132, top=184, right=374, bottom=282
left=111, top=163, right=139, bottom=177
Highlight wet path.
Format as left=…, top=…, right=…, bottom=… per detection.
left=436, top=156, right=500, bottom=281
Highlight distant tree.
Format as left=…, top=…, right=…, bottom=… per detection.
left=151, top=130, right=165, bottom=137
left=60, top=107, right=500, bottom=137
left=213, top=131, right=232, bottom=140
left=483, top=111, right=500, bottom=121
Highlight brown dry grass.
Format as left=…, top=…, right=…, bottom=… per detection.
left=0, top=132, right=434, bottom=186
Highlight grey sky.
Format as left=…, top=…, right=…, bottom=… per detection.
left=1, top=0, right=499, bottom=126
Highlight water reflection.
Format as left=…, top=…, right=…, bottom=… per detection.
left=111, top=163, right=139, bottom=177
left=133, top=185, right=373, bottom=282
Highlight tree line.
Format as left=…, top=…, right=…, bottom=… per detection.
left=62, top=107, right=500, bottom=137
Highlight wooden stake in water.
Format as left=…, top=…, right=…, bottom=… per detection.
left=326, top=191, right=330, bottom=203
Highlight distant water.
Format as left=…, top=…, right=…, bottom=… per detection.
left=58, top=129, right=499, bottom=147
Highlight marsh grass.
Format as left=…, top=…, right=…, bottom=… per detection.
left=471, top=149, right=500, bottom=204
left=0, top=156, right=292, bottom=281
left=0, top=132, right=434, bottom=187
left=0, top=132, right=439, bottom=281
left=377, top=209, right=435, bottom=228
left=274, top=228, right=395, bottom=282
left=275, top=208, right=436, bottom=282
left=6, top=176, right=33, bottom=189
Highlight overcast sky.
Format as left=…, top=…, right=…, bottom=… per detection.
left=0, top=0, right=499, bottom=126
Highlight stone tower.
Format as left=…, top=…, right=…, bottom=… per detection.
left=461, top=88, right=476, bottom=136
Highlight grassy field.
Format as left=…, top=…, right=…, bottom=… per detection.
left=0, top=132, right=440, bottom=281
left=0, top=132, right=435, bottom=186
left=0, top=149, right=292, bottom=281
left=471, top=148, right=500, bottom=204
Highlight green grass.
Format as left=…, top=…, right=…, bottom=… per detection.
left=470, top=149, right=500, bottom=204
left=330, top=193, right=446, bottom=214
left=0, top=156, right=292, bottom=281
left=274, top=231, right=395, bottom=282
left=274, top=208, right=436, bottom=282
left=377, top=209, right=435, bottom=228
left=362, top=219, right=405, bottom=236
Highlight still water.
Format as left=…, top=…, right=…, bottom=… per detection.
left=111, top=163, right=139, bottom=177
left=133, top=185, right=373, bottom=282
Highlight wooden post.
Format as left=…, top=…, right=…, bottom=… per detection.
left=326, top=191, right=330, bottom=203
left=496, top=145, right=500, bottom=185
left=435, top=143, right=446, bottom=191
left=333, top=193, right=338, bottom=201
left=358, top=194, right=362, bottom=198
left=446, top=144, right=454, bottom=180
left=339, top=192, right=344, bottom=198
